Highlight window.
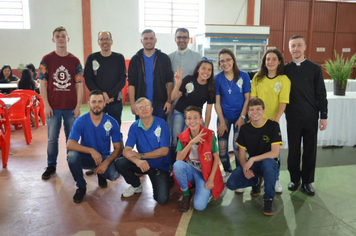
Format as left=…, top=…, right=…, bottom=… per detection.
left=0, top=0, right=30, bottom=29
left=140, top=0, right=203, bottom=34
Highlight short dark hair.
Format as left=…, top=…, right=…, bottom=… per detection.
left=141, top=29, right=155, bottom=37
left=98, top=30, right=112, bottom=40
left=53, top=26, right=67, bottom=37
left=89, top=90, right=104, bottom=101
left=289, top=35, right=305, bottom=43
left=248, top=97, right=265, bottom=110
left=184, top=106, right=202, bottom=118
left=175, top=28, right=189, bottom=37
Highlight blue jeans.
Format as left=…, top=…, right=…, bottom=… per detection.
left=46, top=109, right=76, bottom=167
left=173, top=160, right=211, bottom=211
left=170, top=110, right=187, bottom=164
left=226, top=158, right=278, bottom=199
left=217, top=117, right=240, bottom=173
left=104, top=101, right=123, bottom=127
left=67, top=151, right=120, bottom=189
left=115, top=157, right=170, bottom=205
left=135, top=105, right=167, bottom=121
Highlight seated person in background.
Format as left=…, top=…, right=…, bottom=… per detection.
left=0, top=64, right=19, bottom=93
left=67, top=90, right=122, bottom=203
left=26, top=63, right=40, bottom=94
left=17, top=68, right=38, bottom=125
left=173, top=106, right=223, bottom=212
left=18, top=68, right=36, bottom=91
left=115, top=97, right=171, bottom=205
left=226, top=98, right=282, bottom=216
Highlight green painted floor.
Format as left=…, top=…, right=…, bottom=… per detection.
left=185, top=147, right=356, bottom=236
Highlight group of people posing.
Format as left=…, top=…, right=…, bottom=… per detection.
left=17, top=25, right=327, bottom=216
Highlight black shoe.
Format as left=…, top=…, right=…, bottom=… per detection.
left=250, top=177, right=261, bottom=197
left=288, top=181, right=300, bottom=191
left=263, top=198, right=275, bottom=216
left=42, top=166, right=56, bottom=180
left=98, top=175, right=108, bottom=188
left=85, top=169, right=95, bottom=176
left=73, top=188, right=86, bottom=203
left=301, top=183, right=315, bottom=196
left=179, top=193, right=192, bottom=212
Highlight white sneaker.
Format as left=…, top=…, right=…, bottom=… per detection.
left=122, top=184, right=143, bottom=197
left=275, top=180, right=283, bottom=193
left=223, top=172, right=231, bottom=184
left=235, top=188, right=245, bottom=193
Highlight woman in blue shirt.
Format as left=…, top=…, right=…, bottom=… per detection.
left=214, top=48, right=251, bottom=186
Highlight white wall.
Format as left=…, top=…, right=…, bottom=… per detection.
left=0, top=0, right=260, bottom=69
left=0, top=0, right=83, bottom=70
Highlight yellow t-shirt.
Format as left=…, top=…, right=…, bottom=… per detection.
left=251, top=74, right=291, bottom=120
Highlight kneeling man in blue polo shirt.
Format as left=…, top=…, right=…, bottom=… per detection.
left=115, top=97, right=171, bottom=204
left=67, top=90, right=122, bottom=203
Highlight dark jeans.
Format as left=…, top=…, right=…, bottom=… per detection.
left=226, top=158, right=278, bottom=199
left=287, top=118, right=318, bottom=184
left=115, top=157, right=170, bottom=205
left=104, top=101, right=123, bottom=127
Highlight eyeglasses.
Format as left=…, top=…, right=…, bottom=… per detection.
left=137, top=105, right=151, bottom=110
left=219, top=58, right=233, bottom=64
left=202, top=57, right=213, bottom=63
left=175, top=36, right=189, bottom=40
left=99, top=38, right=112, bottom=42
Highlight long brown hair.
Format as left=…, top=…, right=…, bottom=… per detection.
left=255, top=49, right=285, bottom=83
left=192, top=60, right=215, bottom=99
left=217, top=48, right=240, bottom=83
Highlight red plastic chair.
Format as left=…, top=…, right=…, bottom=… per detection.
left=11, top=89, right=46, bottom=128
left=6, top=94, right=33, bottom=145
left=0, top=100, right=11, bottom=167
left=0, top=93, right=5, bottom=98
left=122, top=59, right=130, bottom=105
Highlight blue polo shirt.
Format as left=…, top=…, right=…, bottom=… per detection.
left=125, top=116, right=171, bottom=172
left=69, top=112, right=122, bottom=155
left=215, top=70, right=251, bottom=120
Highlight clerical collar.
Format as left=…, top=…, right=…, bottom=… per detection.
left=293, top=57, right=307, bottom=66
left=178, top=48, right=188, bottom=55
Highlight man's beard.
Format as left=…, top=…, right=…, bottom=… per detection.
left=90, top=108, right=103, bottom=116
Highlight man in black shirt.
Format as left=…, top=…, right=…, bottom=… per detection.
left=284, top=35, right=328, bottom=196
left=84, top=30, right=126, bottom=128
left=226, top=98, right=282, bottom=216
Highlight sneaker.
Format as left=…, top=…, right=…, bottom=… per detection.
left=275, top=180, right=283, bottom=193
left=250, top=177, right=261, bottom=197
left=98, top=175, right=107, bottom=188
left=73, top=188, right=86, bottom=203
left=179, top=193, right=192, bottom=212
left=42, top=166, right=56, bottom=180
left=263, top=198, right=275, bottom=216
left=223, top=172, right=231, bottom=184
left=235, top=188, right=245, bottom=193
left=85, top=169, right=95, bottom=176
left=122, top=184, right=143, bottom=197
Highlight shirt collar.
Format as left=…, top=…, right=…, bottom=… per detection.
left=138, top=117, right=155, bottom=131
left=292, top=57, right=307, bottom=66
left=178, top=48, right=188, bottom=55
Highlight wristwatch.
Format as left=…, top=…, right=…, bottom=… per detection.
left=140, top=153, right=144, bottom=160
left=241, top=115, right=246, bottom=120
